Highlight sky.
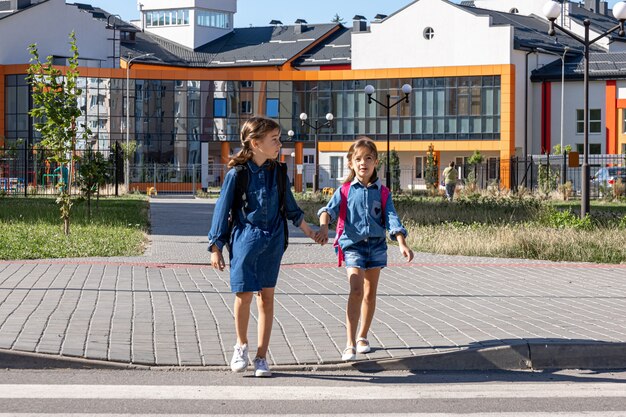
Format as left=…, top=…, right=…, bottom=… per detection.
left=82, top=0, right=418, bottom=27
left=81, top=0, right=626, bottom=27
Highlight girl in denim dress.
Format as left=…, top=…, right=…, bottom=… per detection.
left=317, top=137, right=414, bottom=361
left=208, top=117, right=321, bottom=377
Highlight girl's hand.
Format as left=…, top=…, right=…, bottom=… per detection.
left=300, top=222, right=319, bottom=243
left=211, top=249, right=226, bottom=271
left=399, top=244, right=414, bottom=263
left=316, top=224, right=329, bottom=245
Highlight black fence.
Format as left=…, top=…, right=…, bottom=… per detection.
left=511, top=154, right=626, bottom=197
left=2, top=147, right=625, bottom=198
left=0, top=146, right=122, bottom=197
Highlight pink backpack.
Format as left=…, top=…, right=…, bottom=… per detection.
left=333, top=182, right=390, bottom=267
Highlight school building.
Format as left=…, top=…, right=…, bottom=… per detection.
left=2, top=0, right=626, bottom=192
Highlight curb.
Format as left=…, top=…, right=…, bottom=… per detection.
left=3, top=342, right=626, bottom=372
left=0, top=349, right=149, bottom=370
left=352, top=342, right=626, bottom=372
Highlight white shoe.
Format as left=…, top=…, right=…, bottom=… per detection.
left=230, top=344, right=249, bottom=372
left=341, top=346, right=356, bottom=361
left=253, top=357, right=272, bottom=377
left=356, top=337, right=371, bottom=354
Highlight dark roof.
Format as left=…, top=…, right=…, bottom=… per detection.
left=121, top=23, right=341, bottom=68
left=458, top=5, right=591, bottom=52
left=294, top=26, right=351, bottom=67
left=0, top=0, right=49, bottom=20
left=69, top=3, right=139, bottom=32
left=568, top=3, right=626, bottom=43
left=532, top=52, right=626, bottom=81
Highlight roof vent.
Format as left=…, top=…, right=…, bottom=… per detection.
left=599, top=0, right=608, bottom=15
left=374, top=14, right=388, bottom=21
left=295, top=18, right=308, bottom=34
left=352, top=15, right=367, bottom=32
left=269, top=19, right=283, bottom=26
left=16, top=0, right=31, bottom=10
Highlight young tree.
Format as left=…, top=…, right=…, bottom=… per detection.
left=424, top=144, right=439, bottom=194
left=27, top=31, right=90, bottom=235
left=77, top=146, right=110, bottom=218
left=467, top=150, right=484, bottom=191
left=331, top=13, right=346, bottom=24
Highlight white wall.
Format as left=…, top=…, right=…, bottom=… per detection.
left=139, top=0, right=236, bottom=13
left=140, top=0, right=236, bottom=49
left=530, top=79, right=606, bottom=155
left=0, top=0, right=112, bottom=66
left=352, top=0, right=513, bottom=70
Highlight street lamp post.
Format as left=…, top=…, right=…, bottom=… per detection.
left=543, top=0, right=626, bottom=217
left=125, top=53, right=153, bottom=192
left=364, top=83, right=412, bottom=189
left=299, top=112, right=333, bottom=192
left=105, top=15, right=122, bottom=68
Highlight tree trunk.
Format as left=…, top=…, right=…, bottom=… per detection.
left=64, top=217, right=70, bottom=236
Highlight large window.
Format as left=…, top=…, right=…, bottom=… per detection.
left=145, top=10, right=189, bottom=27
left=330, top=156, right=343, bottom=179
left=197, top=10, right=231, bottom=28
left=576, top=108, right=602, bottom=134
left=415, top=157, right=424, bottom=179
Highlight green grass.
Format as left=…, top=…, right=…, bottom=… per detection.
left=296, top=193, right=626, bottom=264
left=0, top=196, right=149, bottom=260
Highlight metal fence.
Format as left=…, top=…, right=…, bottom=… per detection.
left=2, top=147, right=625, bottom=198
left=511, top=154, right=626, bottom=197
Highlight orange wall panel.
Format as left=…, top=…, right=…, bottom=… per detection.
left=606, top=80, right=617, bottom=154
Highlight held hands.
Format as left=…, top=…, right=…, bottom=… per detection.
left=317, top=224, right=329, bottom=246
left=210, top=246, right=226, bottom=271
left=300, top=222, right=328, bottom=245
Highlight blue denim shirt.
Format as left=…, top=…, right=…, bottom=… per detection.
left=317, top=178, right=407, bottom=251
left=208, top=160, right=304, bottom=251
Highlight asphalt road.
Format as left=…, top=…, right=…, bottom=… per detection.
left=1, top=369, right=626, bottom=416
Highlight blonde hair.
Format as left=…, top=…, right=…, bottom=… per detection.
left=229, top=117, right=281, bottom=168
left=344, top=136, right=379, bottom=184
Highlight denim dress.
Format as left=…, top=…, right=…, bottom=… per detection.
left=317, top=178, right=407, bottom=269
left=208, top=160, right=304, bottom=292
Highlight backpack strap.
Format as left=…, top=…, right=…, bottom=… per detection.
left=380, top=185, right=390, bottom=229
left=232, top=164, right=248, bottom=213
left=276, top=162, right=289, bottom=251
left=333, top=182, right=351, bottom=267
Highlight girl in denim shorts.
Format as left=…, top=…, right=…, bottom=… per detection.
left=317, top=137, right=414, bottom=361
left=208, top=117, right=322, bottom=377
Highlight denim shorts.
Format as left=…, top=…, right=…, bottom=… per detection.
left=343, top=237, right=387, bottom=270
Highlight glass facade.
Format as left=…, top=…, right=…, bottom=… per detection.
left=4, top=75, right=501, bottom=165
left=197, top=10, right=232, bottom=29
left=145, top=10, right=190, bottom=27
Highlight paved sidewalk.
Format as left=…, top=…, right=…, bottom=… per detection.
left=1, top=198, right=626, bottom=369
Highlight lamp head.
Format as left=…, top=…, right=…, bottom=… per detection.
left=325, top=113, right=334, bottom=121
left=614, top=1, right=626, bottom=20
left=401, top=84, right=412, bottom=95
left=287, top=130, right=295, bottom=138
left=543, top=1, right=561, bottom=20
left=299, top=112, right=308, bottom=121
left=364, top=84, right=375, bottom=95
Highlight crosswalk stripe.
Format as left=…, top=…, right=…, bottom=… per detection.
left=0, top=383, right=625, bottom=400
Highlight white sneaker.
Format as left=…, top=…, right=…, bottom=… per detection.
left=230, top=344, right=249, bottom=372
left=253, top=357, right=272, bottom=377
